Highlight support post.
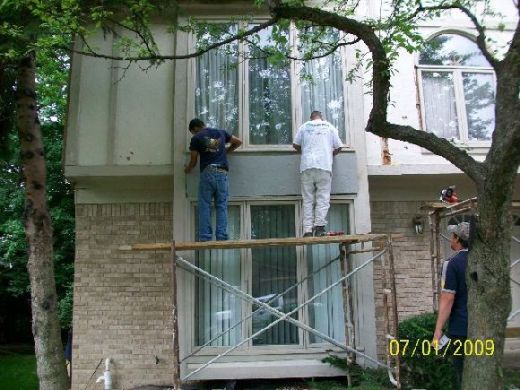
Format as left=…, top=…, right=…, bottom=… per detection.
left=387, top=237, right=401, bottom=389
left=340, top=243, right=353, bottom=387
left=341, top=243, right=356, bottom=360
left=434, top=213, right=442, bottom=309
left=171, top=242, right=181, bottom=389
left=429, top=211, right=438, bottom=311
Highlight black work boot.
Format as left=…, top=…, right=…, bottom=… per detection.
left=313, top=226, right=326, bottom=237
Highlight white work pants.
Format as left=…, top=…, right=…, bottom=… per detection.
left=301, top=168, right=332, bottom=233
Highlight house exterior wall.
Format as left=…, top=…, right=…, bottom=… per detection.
left=65, top=0, right=520, bottom=387
left=370, top=200, right=435, bottom=358
left=72, top=203, right=174, bottom=390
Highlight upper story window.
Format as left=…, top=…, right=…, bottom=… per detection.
left=193, top=23, right=349, bottom=148
left=417, top=33, right=495, bottom=143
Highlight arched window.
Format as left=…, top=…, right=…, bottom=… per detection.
left=417, top=33, right=495, bottom=142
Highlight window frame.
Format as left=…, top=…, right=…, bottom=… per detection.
left=187, top=197, right=354, bottom=356
left=416, top=31, right=496, bottom=148
left=186, top=19, right=352, bottom=151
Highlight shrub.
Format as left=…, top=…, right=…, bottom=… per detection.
left=398, top=312, right=454, bottom=390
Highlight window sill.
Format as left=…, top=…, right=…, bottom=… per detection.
left=184, top=146, right=355, bottom=154
left=420, top=143, right=490, bottom=155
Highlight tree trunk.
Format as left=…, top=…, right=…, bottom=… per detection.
left=16, top=52, right=69, bottom=390
left=464, top=179, right=515, bottom=390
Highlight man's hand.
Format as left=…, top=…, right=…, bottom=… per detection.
left=185, top=150, right=198, bottom=174
left=433, top=328, right=443, bottom=344
left=226, top=136, right=242, bottom=153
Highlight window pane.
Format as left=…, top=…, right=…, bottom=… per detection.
left=422, top=71, right=459, bottom=139
left=300, top=28, right=346, bottom=140
left=251, top=205, right=298, bottom=345
left=195, top=206, right=241, bottom=346
left=195, top=25, right=239, bottom=135
left=462, top=72, right=495, bottom=141
left=248, top=26, right=292, bottom=145
left=307, top=204, right=348, bottom=343
left=419, top=34, right=491, bottom=67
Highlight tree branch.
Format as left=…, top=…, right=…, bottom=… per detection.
left=67, top=18, right=278, bottom=61
left=270, top=2, right=487, bottom=183
left=378, top=123, right=487, bottom=183
left=412, top=3, right=499, bottom=68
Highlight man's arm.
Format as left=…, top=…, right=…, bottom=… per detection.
left=434, top=292, right=455, bottom=342
left=331, top=126, right=343, bottom=156
left=184, top=151, right=198, bottom=174
left=226, top=136, right=242, bottom=153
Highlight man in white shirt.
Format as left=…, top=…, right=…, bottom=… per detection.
left=293, top=111, right=343, bottom=237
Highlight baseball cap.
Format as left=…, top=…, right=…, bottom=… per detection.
left=447, top=222, right=470, bottom=241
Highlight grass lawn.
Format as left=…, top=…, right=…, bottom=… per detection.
left=0, top=346, right=38, bottom=390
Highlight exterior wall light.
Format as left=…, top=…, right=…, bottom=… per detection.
left=413, top=215, right=424, bottom=234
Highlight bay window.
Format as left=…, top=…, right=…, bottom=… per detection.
left=193, top=201, right=350, bottom=351
left=192, top=23, right=349, bottom=147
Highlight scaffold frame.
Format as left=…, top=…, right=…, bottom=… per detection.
left=121, top=233, right=401, bottom=389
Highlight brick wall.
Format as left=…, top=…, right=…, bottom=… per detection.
left=370, top=201, right=434, bottom=358
left=72, top=203, right=174, bottom=390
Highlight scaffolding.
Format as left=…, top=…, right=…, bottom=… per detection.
left=121, top=233, right=401, bottom=389
left=421, top=198, right=520, bottom=336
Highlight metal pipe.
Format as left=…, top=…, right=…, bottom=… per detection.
left=181, top=252, right=341, bottom=362
left=177, top=249, right=391, bottom=381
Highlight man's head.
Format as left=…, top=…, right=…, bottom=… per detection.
left=448, top=222, right=470, bottom=250
left=189, top=118, right=205, bottom=134
left=310, top=110, right=322, bottom=120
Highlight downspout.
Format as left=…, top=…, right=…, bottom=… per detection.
left=95, top=358, right=112, bottom=390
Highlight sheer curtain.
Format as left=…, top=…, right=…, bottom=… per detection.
left=195, top=26, right=239, bottom=135
left=300, top=49, right=346, bottom=140
left=251, top=205, right=299, bottom=345
left=307, top=204, right=347, bottom=343
left=422, top=71, right=459, bottom=139
left=462, top=72, right=495, bottom=141
left=248, top=27, right=292, bottom=145
left=195, top=207, right=241, bottom=346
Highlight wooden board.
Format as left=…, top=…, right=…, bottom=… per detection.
left=506, top=327, right=520, bottom=338
left=119, top=233, right=390, bottom=252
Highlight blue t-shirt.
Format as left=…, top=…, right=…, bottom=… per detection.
left=189, top=128, right=232, bottom=172
left=441, top=250, right=468, bottom=337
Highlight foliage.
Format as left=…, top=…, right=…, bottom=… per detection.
left=398, top=313, right=454, bottom=390
left=321, top=356, right=393, bottom=389
left=0, top=48, right=74, bottom=331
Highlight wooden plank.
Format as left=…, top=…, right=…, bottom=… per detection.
left=119, top=233, right=389, bottom=252
left=506, top=327, right=520, bottom=338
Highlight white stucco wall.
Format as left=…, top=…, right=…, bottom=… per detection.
left=363, top=0, right=518, bottom=172
left=66, top=25, right=175, bottom=170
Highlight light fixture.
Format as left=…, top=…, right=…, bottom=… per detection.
left=413, top=215, right=424, bottom=234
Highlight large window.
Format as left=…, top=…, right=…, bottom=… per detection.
left=418, top=33, right=495, bottom=142
left=193, top=23, right=349, bottom=147
left=193, top=201, right=350, bottom=349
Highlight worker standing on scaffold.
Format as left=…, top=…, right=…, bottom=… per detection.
left=185, top=118, right=242, bottom=241
left=293, top=110, right=342, bottom=237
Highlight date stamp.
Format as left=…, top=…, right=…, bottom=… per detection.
left=388, top=338, right=495, bottom=357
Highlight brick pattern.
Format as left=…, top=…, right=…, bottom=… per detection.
left=72, top=203, right=174, bottom=390
left=370, top=201, right=434, bottom=358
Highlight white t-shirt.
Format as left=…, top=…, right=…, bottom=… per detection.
left=293, top=120, right=343, bottom=173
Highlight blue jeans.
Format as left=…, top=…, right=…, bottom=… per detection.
left=198, top=167, right=229, bottom=241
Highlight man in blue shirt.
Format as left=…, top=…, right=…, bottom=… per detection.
left=185, top=118, right=242, bottom=241
left=434, top=221, right=469, bottom=390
